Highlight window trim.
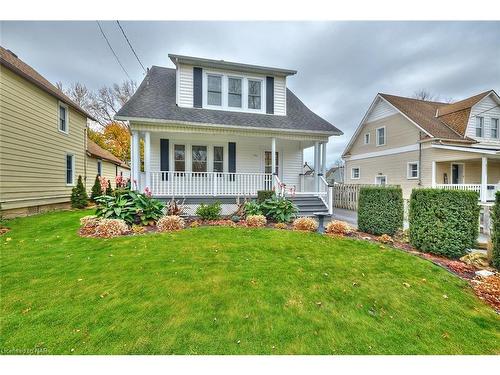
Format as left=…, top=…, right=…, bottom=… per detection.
left=375, top=175, right=388, bottom=185
left=351, top=167, right=360, bottom=180
left=476, top=116, right=484, bottom=138
left=66, top=153, right=75, bottom=186
left=491, top=118, right=499, bottom=139
left=58, top=101, right=69, bottom=134
left=364, top=133, right=370, bottom=145
left=376, top=126, right=386, bottom=147
left=407, top=161, right=419, bottom=179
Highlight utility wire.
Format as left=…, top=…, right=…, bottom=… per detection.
left=116, top=20, right=147, bottom=74
left=96, top=21, right=132, bottom=81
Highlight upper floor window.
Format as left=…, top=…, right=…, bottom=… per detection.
left=228, top=78, right=242, bottom=108
left=248, top=79, right=262, bottom=110
left=376, top=127, right=386, bottom=146
left=476, top=116, right=484, bottom=137
left=491, top=118, right=499, bottom=139
left=364, top=133, right=370, bottom=145
left=207, top=75, right=222, bottom=106
left=59, top=102, right=68, bottom=133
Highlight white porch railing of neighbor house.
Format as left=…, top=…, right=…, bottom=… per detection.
left=435, top=184, right=500, bottom=201
left=150, top=171, right=273, bottom=196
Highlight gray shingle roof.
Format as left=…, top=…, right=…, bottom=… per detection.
left=115, top=66, right=342, bottom=135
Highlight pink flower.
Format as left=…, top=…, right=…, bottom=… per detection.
left=144, top=187, right=152, bottom=198
left=98, top=176, right=110, bottom=193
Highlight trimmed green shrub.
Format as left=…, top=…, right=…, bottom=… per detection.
left=491, top=191, right=500, bottom=269
left=71, top=175, right=89, bottom=209
left=257, top=190, right=275, bottom=203
left=196, top=201, right=221, bottom=221
left=358, top=186, right=403, bottom=236
left=409, top=189, right=480, bottom=259
left=90, top=175, right=102, bottom=201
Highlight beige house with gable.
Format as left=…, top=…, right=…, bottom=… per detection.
left=342, top=90, right=500, bottom=202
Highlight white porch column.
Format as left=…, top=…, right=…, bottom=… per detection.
left=321, top=142, right=327, bottom=177
left=314, top=141, right=320, bottom=192
left=431, top=161, right=436, bottom=187
left=271, top=137, right=277, bottom=189
left=144, top=131, right=151, bottom=190
left=481, top=156, right=488, bottom=203
left=131, top=131, right=140, bottom=190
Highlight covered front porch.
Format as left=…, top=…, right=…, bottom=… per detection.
left=431, top=153, right=500, bottom=202
left=129, top=126, right=332, bottom=203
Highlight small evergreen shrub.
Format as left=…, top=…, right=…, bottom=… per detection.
left=325, top=220, right=352, bottom=236
left=246, top=215, right=267, bottom=227
left=257, top=190, right=275, bottom=203
left=157, top=216, right=185, bottom=232
left=292, top=217, right=318, bottom=232
left=196, top=202, right=221, bottom=221
left=409, top=189, right=480, bottom=259
left=90, top=175, right=102, bottom=201
left=491, top=191, right=500, bottom=269
left=71, top=175, right=89, bottom=209
left=358, top=186, right=403, bottom=236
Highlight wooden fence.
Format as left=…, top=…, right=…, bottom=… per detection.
left=332, top=184, right=365, bottom=210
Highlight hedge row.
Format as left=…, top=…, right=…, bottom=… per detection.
left=491, top=191, right=500, bottom=270
left=409, top=189, right=480, bottom=259
left=357, top=186, right=403, bottom=236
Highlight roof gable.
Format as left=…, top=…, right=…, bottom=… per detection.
left=87, top=139, right=129, bottom=168
left=436, top=90, right=493, bottom=117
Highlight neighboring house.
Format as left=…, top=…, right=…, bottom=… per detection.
left=325, top=165, right=345, bottom=184
left=115, top=54, right=342, bottom=213
left=86, top=139, right=130, bottom=191
left=0, top=46, right=95, bottom=217
left=342, top=90, right=500, bottom=202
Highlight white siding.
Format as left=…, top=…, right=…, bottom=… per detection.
left=466, top=93, right=500, bottom=145
left=366, top=97, right=398, bottom=123
left=274, top=76, right=287, bottom=116
left=177, top=63, right=193, bottom=108
left=148, top=132, right=303, bottom=188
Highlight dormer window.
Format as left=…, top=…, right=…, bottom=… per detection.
left=248, top=79, right=262, bottom=110
left=476, top=116, right=484, bottom=137
left=228, top=77, right=242, bottom=108
left=207, top=75, right=222, bottom=106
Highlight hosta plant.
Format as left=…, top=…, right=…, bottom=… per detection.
left=292, top=217, right=318, bottom=232
left=244, top=201, right=263, bottom=216
left=260, top=197, right=298, bottom=223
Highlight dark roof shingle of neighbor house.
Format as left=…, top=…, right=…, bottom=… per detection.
left=379, top=90, right=496, bottom=141
left=0, top=45, right=96, bottom=121
left=115, top=66, right=342, bottom=135
left=87, top=138, right=129, bottom=169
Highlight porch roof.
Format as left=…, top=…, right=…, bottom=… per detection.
left=115, top=66, right=342, bottom=136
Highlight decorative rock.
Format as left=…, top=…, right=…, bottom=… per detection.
left=475, top=269, right=494, bottom=278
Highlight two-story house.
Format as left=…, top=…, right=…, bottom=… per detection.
left=342, top=90, right=500, bottom=202
left=115, top=54, right=342, bottom=214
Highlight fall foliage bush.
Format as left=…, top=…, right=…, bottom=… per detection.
left=79, top=215, right=101, bottom=236
left=325, top=220, right=352, bottom=236
left=208, top=219, right=237, bottom=227
left=157, top=215, right=185, bottom=232
left=246, top=215, right=267, bottom=227
left=94, top=219, right=129, bottom=238
left=378, top=234, right=394, bottom=244
left=292, top=217, right=318, bottom=232
left=189, top=220, right=201, bottom=228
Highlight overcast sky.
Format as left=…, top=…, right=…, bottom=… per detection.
left=1, top=21, right=499, bottom=166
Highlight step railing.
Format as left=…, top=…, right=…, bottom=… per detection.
left=319, top=176, right=333, bottom=215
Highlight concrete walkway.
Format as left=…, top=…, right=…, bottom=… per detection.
left=330, top=208, right=357, bottom=228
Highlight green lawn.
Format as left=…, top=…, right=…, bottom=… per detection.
left=1, top=210, right=499, bottom=355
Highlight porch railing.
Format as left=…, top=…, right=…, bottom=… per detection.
left=150, top=171, right=273, bottom=196
left=435, top=184, right=499, bottom=201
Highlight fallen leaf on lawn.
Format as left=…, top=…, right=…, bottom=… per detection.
left=421, top=278, right=427, bottom=282
left=316, top=301, right=322, bottom=307
left=100, top=292, right=109, bottom=298
left=403, top=282, right=411, bottom=288
left=237, top=340, right=241, bottom=344
left=6, top=237, right=12, bottom=241
left=77, top=278, right=83, bottom=282
left=443, top=294, right=448, bottom=299
left=442, top=332, right=450, bottom=339
left=22, top=307, right=31, bottom=314
left=352, top=282, right=360, bottom=287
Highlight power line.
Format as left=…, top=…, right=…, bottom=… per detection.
left=96, top=21, right=132, bottom=81
left=116, top=20, right=147, bottom=74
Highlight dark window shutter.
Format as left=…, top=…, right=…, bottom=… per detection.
left=266, top=76, right=274, bottom=114
left=160, top=139, right=169, bottom=181
left=228, top=142, right=236, bottom=174
left=193, top=67, right=203, bottom=108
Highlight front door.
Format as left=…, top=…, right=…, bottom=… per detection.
left=451, top=164, right=463, bottom=184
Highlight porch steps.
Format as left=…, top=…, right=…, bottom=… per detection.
left=290, top=196, right=329, bottom=217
